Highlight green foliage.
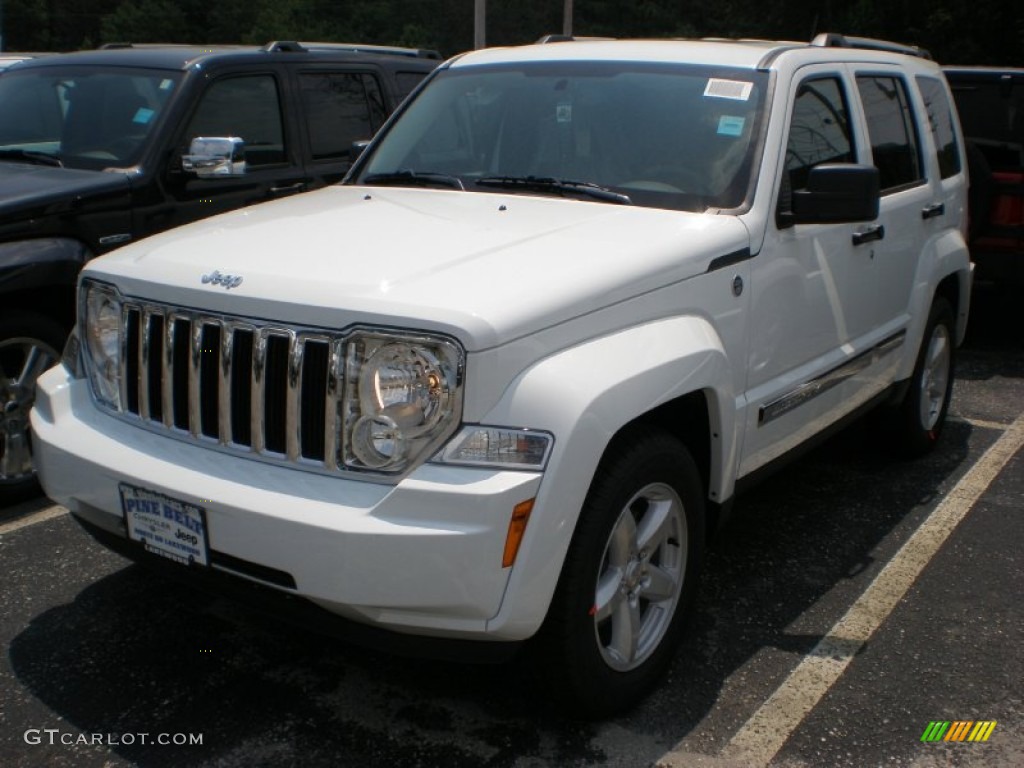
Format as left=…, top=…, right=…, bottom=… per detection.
left=101, top=0, right=191, bottom=44
left=0, top=0, right=1020, bottom=65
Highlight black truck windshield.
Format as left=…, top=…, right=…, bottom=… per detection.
left=0, top=66, right=182, bottom=170
left=355, top=60, right=769, bottom=212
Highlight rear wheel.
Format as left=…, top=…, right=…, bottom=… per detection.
left=0, top=312, right=66, bottom=505
left=542, top=427, right=704, bottom=718
left=887, top=297, right=956, bottom=457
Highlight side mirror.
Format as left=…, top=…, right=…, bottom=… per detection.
left=182, top=136, right=247, bottom=178
left=350, top=140, right=370, bottom=161
left=789, top=163, right=880, bottom=225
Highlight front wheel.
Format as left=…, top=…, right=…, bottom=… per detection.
left=541, top=427, right=704, bottom=718
left=0, top=312, right=66, bottom=505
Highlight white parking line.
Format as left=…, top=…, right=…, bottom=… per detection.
left=658, top=412, right=1024, bottom=768
left=0, top=504, right=67, bottom=535
left=954, top=415, right=1014, bottom=431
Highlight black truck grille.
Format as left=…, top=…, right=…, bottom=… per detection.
left=118, top=303, right=342, bottom=469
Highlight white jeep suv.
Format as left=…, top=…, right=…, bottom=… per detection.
left=32, top=33, right=971, bottom=717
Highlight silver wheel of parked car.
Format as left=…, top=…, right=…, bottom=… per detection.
left=593, top=481, right=687, bottom=672
left=0, top=313, right=64, bottom=504
left=542, top=426, right=704, bottom=718
left=918, top=322, right=951, bottom=432
left=881, top=297, right=956, bottom=458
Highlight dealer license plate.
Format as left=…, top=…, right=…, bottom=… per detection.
left=120, top=484, right=210, bottom=567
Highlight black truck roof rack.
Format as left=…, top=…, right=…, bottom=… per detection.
left=263, top=40, right=442, bottom=59
left=811, top=33, right=932, bottom=60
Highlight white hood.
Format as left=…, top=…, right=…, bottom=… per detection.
left=88, top=185, right=750, bottom=351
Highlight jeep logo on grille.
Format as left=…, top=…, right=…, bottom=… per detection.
left=201, top=270, right=243, bottom=290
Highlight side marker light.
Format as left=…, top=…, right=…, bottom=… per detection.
left=502, top=499, right=534, bottom=568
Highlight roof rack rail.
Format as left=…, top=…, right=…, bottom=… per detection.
left=535, top=34, right=615, bottom=44
left=811, top=32, right=932, bottom=60
left=263, top=41, right=307, bottom=53
left=97, top=42, right=206, bottom=50
left=263, top=40, right=442, bottom=59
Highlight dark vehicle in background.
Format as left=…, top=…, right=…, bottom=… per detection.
left=0, top=55, right=35, bottom=71
left=944, top=67, right=1024, bottom=287
left=0, top=53, right=54, bottom=72
left=0, top=41, right=440, bottom=503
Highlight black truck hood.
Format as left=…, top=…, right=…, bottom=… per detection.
left=0, top=162, right=133, bottom=240
left=0, top=163, right=131, bottom=216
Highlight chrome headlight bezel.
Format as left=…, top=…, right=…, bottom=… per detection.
left=341, top=330, right=465, bottom=475
left=79, top=279, right=123, bottom=409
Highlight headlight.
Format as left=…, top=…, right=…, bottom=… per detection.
left=342, top=332, right=463, bottom=473
left=61, top=326, right=83, bottom=379
left=81, top=280, right=123, bottom=409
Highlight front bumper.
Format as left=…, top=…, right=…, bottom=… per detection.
left=31, top=365, right=544, bottom=641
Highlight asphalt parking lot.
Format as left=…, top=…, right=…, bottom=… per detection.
left=1, top=285, right=1021, bottom=768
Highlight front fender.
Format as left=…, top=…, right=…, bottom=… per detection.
left=480, top=315, right=735, bottom=638
left=0, top=237, right=90, bottom=295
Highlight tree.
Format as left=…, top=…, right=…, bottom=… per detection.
left=0, top=0, right=1020, bottom=65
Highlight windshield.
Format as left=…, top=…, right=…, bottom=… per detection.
left=355, top=61, right=768, bottom=212
left=0, top=66, right=182, bottom=170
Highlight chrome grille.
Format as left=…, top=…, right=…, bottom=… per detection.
left=118, top=303, right=341, bottom=469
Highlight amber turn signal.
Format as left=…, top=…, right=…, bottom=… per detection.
left=502, top=499, right=534, bottom=567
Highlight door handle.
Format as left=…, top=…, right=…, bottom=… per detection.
left=852, top=224, right=885, bottom=246
left=921, top=202, right=945, bottom=220
left=270, top=182, right=306, bottom=196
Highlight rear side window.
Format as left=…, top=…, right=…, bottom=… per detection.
left=299, top=73, right=387, bottom=162
left=856, top=75, right=924, bottom=192
left=916, top=76, right=961, bottom=179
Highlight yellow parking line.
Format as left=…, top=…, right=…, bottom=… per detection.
left=658, top=412, right=1024, bottom=768
left=0, top=504, right=67, bottom=536
left=953, top=415, right=1013, bottom=431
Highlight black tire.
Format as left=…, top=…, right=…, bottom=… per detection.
left=888, top=297, right=956, bottom=458
left=0, top=311, right=67, bottom=505
left=540, top=426, right=705, bottom=718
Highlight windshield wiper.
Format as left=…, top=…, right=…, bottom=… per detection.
left=0, top=149, right=63, bottom=168
left=362, top=169, right=465, bottom=190
left=475, top=175, right=632, bottom=205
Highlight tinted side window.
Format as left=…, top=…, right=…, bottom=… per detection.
left=395, top=71, right=430, bottom=99
left=916, top=76, right=961, bottom=179
left=186, top=75, right=285, bottom=166
left=781, top=77, right=854, bottom=205
left=856, top=75, right=924, bottom=191
left=948, top=77, right=1024, bottom=167
left=300, top=73, right=387, bottom=162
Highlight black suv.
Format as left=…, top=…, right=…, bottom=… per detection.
left=0, top=41, right=440, bottom=502
left=944, top=66, right=1024, bottom=287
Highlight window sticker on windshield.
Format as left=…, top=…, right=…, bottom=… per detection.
left=704, top=79, right=753, bottom=101
left=132, top=107, right=155, bottom=125
left=556, top=103, right=572, bottom=123
left=718, top=115, right=746, bottom=136
left=159, top=79, right=174, bottom=91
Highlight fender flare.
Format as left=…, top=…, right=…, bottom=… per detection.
left=480, top=315, right=736, bottom=638
left=0, top=238, right=91, bottom=296
left=899, top=228, right=971, bottom=381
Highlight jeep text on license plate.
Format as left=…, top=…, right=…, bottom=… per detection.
left=120, top=484, right=210, bottom=567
